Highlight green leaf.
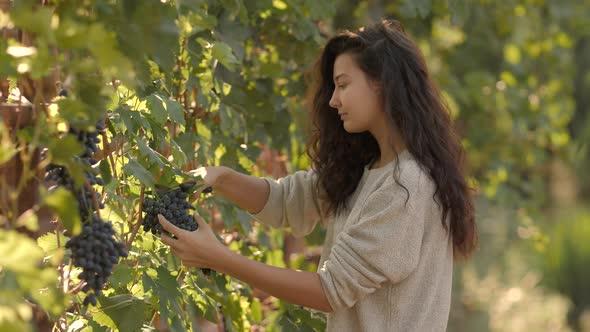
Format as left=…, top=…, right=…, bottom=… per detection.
left=215, top=13, right=250, bottom=62
left=134, top=135, right=166, bottom=167
left=10, top=7, right=54, bottom=39
left=85, top=23, right=135, bottom=84
left=170, top=139, right=188, bottom=166
left=251, top=298, right=262, bottom=323
left=153, top=266, right=184, bottom=311
left=15, top=209, right=39, bottom=232
left=211, top=42, right=240, bottom=71
left=56, top=99, right=91, bottom=126
left=29, top=271, right=67, bottom=317
left=0, top=229, right=44, bottom=273
left=150, top=11, right=179, bottom=73
left=0, top=134, right=18, bottom=165
left=196, top=122, right=212, bottom=141
left=98, top=159, right=113, bottom=185
left=165, top=99, right=186, bottom=126
left=278, top=315, right=300, bottom=332
left=44, top=187, right=81, bottom=235
left=0, top=143, right=18, bottom=165
left=146, top=94, right=186, bottom=127
left=0, top=318, right=32, bottom=332
left=36, top=232, right=68, bottom=256
left=92, top=294, right=147, bottom=332
left=47, top=135, right=83, bottom=165
left=110, top=263, right=135, bottom=290
left=146, top=94, right=168, bottom=125
left=141, top=267, right=186, bottom=330
left=236, top=209, right=253, bottom=235
left=123, top=159, right=156, bottom=187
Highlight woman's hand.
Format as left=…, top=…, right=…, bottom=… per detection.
left=188, top=166, right=228, bottom=188
left=159, top=211, right=333, bottom=312
left=158, top=212, right=228, bottom=270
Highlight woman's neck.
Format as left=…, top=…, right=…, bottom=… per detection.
left=369, top=122, right=406, bottom=169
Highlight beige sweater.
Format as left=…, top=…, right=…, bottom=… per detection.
left=251, top=150, right=453, bottom=331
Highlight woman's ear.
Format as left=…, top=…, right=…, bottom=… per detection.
left=372, top=81, right=385, bottom=109
left=371, top=80, right=383, bottom=95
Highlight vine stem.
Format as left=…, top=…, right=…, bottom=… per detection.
left=101, top=120, right=124, bottom=204
left=8, top=97, right=42, bottom=225
left=55, top=222, right=67, bottom=291
left=67, top=278, right=86, bottom=294
left=126, top=185, right=145, bottom=250
left=83, top=179, right=101, bottom=220
left=149, top=311, right=159, bottom=328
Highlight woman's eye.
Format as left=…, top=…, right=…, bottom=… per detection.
left=337, top=84, right=348, bottom=89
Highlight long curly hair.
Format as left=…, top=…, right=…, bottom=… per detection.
left=306, top=19, right=478, bottom=258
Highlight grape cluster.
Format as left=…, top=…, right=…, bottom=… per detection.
left=44, top=164, right=75, bottom=190
left=142, top=184, right=212, bottom=275
left=141, top=184, right=197, bottom=234
left=77, top=185, right=105, bottom=219
left=69, top=119, right=105, bottom=162
left=45, top=119, right=106, bottom=209
left=43, top=118, right=127, bottom=306
left=66, top=216, right=128, bottom=306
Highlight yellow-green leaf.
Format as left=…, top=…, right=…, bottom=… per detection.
left=0, top=229, right=44, bottom=273
left=44, top=187, right=81, bottom=235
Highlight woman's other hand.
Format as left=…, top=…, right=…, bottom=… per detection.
left=158, top=212, right=227, bottom=270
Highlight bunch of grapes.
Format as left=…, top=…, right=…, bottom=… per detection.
left=141, top=184, right=197, bottom=234
left=142, top=183, right=213, bottom=275
left=43, top=118, right=127, bottom=306
left=44, top=164, right=75, bottom=190
left=69, top=119, right=105, bottom=163
left=65, top=216, right=128, bottom=306
left=44, top=121, right=106, bottom=219
left=77, top=185, right=105, bottom=220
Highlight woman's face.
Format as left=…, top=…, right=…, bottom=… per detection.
left=329, top=53, right=384, bottom=133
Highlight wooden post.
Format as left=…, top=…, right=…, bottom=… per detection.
left=0, top=103, right=39, bottom=220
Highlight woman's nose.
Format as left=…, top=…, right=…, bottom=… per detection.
left=329, top=91, right=340, bottom=109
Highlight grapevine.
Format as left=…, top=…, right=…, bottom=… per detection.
left=43, top=118, right=128, bottom=306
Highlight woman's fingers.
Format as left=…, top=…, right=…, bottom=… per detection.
left=160, top=232, right=176, bottom=247
left=158, top=214, right=183, bottom=238
left=193, top=212, right=211, bottom=231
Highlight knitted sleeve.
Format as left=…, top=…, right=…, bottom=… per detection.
left=250, top=169, right=325, bottom=237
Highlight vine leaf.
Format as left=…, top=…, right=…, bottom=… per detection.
left=44, top=187, right=82, bottom=236
left=123, top=159, right=156, bottom=188
left=92, top=294, right=147, bottom=332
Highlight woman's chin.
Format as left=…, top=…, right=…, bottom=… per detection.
left=342, top=122, right=363, bottom=133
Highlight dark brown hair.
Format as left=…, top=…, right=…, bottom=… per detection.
left=306, top=19, right=478, bottom=258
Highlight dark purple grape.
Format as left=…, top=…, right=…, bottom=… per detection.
left=141, top=185, right=198, bottom=235
left=66, top=216, right=127, bottom=307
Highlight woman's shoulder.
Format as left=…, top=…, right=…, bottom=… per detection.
left=374, top=152, right=436, bottom=198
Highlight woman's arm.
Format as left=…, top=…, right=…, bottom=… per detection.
left=191, top=166, right=269, bottom=214
left=213, top=247, right=333, bottom=313
left=157, top=213, right=333, bottom=313
left=193, top=166, right=324, bottom=237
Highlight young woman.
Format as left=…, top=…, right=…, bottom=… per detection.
left=158, top=19, right=478, bottom=331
